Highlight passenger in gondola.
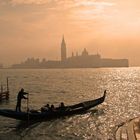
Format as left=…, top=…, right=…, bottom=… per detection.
left=59, top=102, right=65, bottom=111
left=41, top=104, right=50, bottom=112
left=60, top=102, right=65, bottom=108
left=16, top=88, right=28, bottom=112
left=50, top=104, right=55, bottom=112
left=44, top=104, right=50, bottom=111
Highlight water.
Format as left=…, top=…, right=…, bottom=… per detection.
left=0, top=68, right=140, bottom=140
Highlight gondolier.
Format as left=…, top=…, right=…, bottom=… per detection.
left=16, top=88, right=28, bottom=112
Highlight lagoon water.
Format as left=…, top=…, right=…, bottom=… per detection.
left=0, top=68, right=140, bottom=140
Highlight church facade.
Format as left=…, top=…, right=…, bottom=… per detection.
left=60, top=36, right=129, bottom=68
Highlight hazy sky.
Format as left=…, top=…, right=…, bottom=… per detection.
left=0, top=0, right=140, bottom=66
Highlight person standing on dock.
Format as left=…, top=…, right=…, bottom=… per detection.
left=16, top=88, right=28, bottom=112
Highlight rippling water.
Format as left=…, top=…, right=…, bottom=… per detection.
left=0, top=68, right=140, bottom=140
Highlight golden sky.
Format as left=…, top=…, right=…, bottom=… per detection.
left=0, top=0, right=140, bottom=66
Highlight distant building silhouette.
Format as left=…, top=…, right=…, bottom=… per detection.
left=61, top=35, right=67, bottom=61
left=11, top=36, right=129, bottom=69
left=0, top=64, right=3, bottom=69
left=82, top=48, right=88, bottom=56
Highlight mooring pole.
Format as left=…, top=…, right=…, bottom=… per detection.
left=1, top=85, right=3, bottom=93
left=6, top=77, right=9, bottom=91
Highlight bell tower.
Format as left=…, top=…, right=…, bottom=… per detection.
left=61, top=35, right=67, bottom=61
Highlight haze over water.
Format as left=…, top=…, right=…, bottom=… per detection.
left=0, top=0, right=140, bottom=66
left=0, top=68, right=140, bottom=140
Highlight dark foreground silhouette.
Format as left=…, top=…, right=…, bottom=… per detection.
left=0, top=91, right=106, bottom=122
left=16, top=88, right=28, bottom=112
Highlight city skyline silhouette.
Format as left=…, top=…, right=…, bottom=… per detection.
left=11, top=36, right=129, bottom=69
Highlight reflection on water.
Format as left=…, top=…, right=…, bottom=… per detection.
left=0, top=68, right=140, bottom=139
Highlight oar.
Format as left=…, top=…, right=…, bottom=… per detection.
left=27, top=93, right=29, bottom=126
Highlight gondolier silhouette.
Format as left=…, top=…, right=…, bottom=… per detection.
left=16, top=88, right=28, bottom=112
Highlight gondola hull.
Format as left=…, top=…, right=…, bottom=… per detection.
left=0, top=92, right=106, bottom=121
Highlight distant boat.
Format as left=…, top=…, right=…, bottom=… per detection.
left=0, top=91, right=106, bottom=121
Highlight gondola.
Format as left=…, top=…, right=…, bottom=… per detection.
left=0, top=91, right=106, bottom=121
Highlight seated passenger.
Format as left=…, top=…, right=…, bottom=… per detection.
left=44, top=104, right=50, bottom=111
left=59, top=102, right=65, bottom=111
left=41, top=107, right=46, bottom=112
left=60, top=102, right=65, bottom=107
left=50, top=104, right=55, bottom=112
left=41, top=104, right=50, bottom=112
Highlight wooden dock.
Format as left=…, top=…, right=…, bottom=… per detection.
left=116, top=117, right=140, bottom=140
left=0, top=78, right=9, bottom=101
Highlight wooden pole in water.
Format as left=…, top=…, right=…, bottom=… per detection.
left=0, top=84, right=2, bottom=100
left=6, top=77, right=9, bottom=91
left=1, top=84, right=3, bottom=94
left=6, top=77, right=9, bottom=99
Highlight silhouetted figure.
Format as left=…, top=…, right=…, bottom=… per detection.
left=41, top=104, right=50, bottom=112
left=50, top=104, right=55, bottom=112
left=59, top=102, right=65, bottom=111
left=45, top=104, right=50, bottom=111
left=16, top=88, right=28, bottom=112
left=59, top=102, right=65, bottom=108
